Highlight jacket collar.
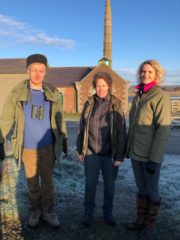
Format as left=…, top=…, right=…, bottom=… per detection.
left=18, top=80, right=57, bottom=102
left=94, top=92, right=111, bottom=103
left=87, top=94, right=120, bottom=111
left=135, top=81, right=156, bottom=95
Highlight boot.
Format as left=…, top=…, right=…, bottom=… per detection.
left=82, top=212, right=93, bottom=227
left=104, top=212, right=117, bottom=227
left=138, top=200, right=161, bottom=240
left=42, top=208, right=60, bottom=228
left=28, top=208, right=41, bottom=227
left=126, top=194, right=148, bottom=230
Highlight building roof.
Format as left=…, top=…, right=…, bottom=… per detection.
left=0, top=58, right=26, bottom=74
left=45, top=67, right=94, bottom=87
left=0, top=58, right=94, bottom=87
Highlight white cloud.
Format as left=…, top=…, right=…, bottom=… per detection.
left=20, top=33, right=75, bottom=48
left=0, top=14, right=25, bottom=29
left=0, top=29, right=14, bottom=37
left=0, top=14, right=75, bottom=48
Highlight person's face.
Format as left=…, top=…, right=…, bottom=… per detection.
left=95, top=78, right=110, bottom=98
left=140, top=64, right=156, bottom=85
left=27, top=63, right=47, bottom=88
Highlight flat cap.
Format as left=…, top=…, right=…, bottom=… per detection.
left=26, top=54, right=48, bottom=68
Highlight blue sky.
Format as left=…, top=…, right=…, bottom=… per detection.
left=0, top=0, right=180, bottom=85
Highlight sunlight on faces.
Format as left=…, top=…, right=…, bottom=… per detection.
left=95, top=78, right=110, bottom=98
left=27, top=63, right=47, bottom=89
left=140, top=64, right=156, bottom=85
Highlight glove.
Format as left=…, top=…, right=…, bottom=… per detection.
left=62, top=138, right=68, bottom=157
left=0, top=143, right=5, bottom=160
left=146, top=161, right=158, bottom=174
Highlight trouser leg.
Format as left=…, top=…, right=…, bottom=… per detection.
left=84, top=154, right=100, bottom=214
left=131, top=159, right=161, bottom=202
left=101, top=156, right=118, bottom=215
left=22, top=149, right=41, bottom=210
left=144, top=164, right=161, bottom=203
left=131, top=160, right=162, bottom=239
left=38, top=145, right=60, bottom=228
left=38, top=144, right=55, bottom=211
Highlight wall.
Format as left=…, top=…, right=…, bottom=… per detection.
left=0, top=74, right=28, bottom=114
left=75, top=65, right=129, bottom=114
left=57, top=86, right=76, bottom=113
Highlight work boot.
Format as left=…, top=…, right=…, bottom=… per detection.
left=126, top=194, right=148, bottom=230
left=104, top=212, right=117, bottom=227
left=103, top=209, right=117, bottom=227
left=28, top=208, right=41, bottom=227
left=42, top=209, right=60, bottom=228
left=82, top=213, right=93, bottom=227
left=138, top=200, right=161, bottom=240
left=139, top=226, right=156, bottom=240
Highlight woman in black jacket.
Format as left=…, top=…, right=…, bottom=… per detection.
left=76, top=72, right=126, bottom=227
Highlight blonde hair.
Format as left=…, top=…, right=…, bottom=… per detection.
left=137, top=60, right=165, bottom=85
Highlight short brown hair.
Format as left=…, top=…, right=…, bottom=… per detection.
left=92, top=72, right=112, bottom=88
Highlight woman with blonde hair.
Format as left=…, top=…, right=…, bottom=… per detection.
left=126, top=60, right=171, bottom=240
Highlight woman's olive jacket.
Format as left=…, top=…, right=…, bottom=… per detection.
left=76, top=94, right=127, bottom=161
left=126, top=85, right=171, bottom=164
left=0, top=80, right=67, bottom=169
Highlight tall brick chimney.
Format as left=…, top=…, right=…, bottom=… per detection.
left=103, top=0, right=112, bottom=66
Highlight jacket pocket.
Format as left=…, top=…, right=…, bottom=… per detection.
left=133, top=131, right=153, bottom=157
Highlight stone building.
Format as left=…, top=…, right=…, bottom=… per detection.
left=0, top=0, right=128, bottom=114
left=0, top=61, right=128, bottom=114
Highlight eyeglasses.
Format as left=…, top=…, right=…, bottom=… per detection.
left=31, top=105, right=44, bottom=120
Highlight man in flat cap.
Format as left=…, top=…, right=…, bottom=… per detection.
left=0, top=53, right=68, bottom=228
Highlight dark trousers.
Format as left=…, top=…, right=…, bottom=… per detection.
left=22, top=144, right=55, bottom=211
left=84, top=154, right=118, bottom=214
left=131, top=159, right=161, bottom=202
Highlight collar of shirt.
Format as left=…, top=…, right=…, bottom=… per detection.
left=135, top=81, right=156, bottom=94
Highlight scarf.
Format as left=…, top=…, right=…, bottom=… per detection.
left=135, top=81, right=156, bottom=96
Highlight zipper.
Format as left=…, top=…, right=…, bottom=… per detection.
left=126, top=95, right=140, bottom=153
left=83, top=103, right=93, bottom=154
left=95, top=99, right=102, bottom=153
